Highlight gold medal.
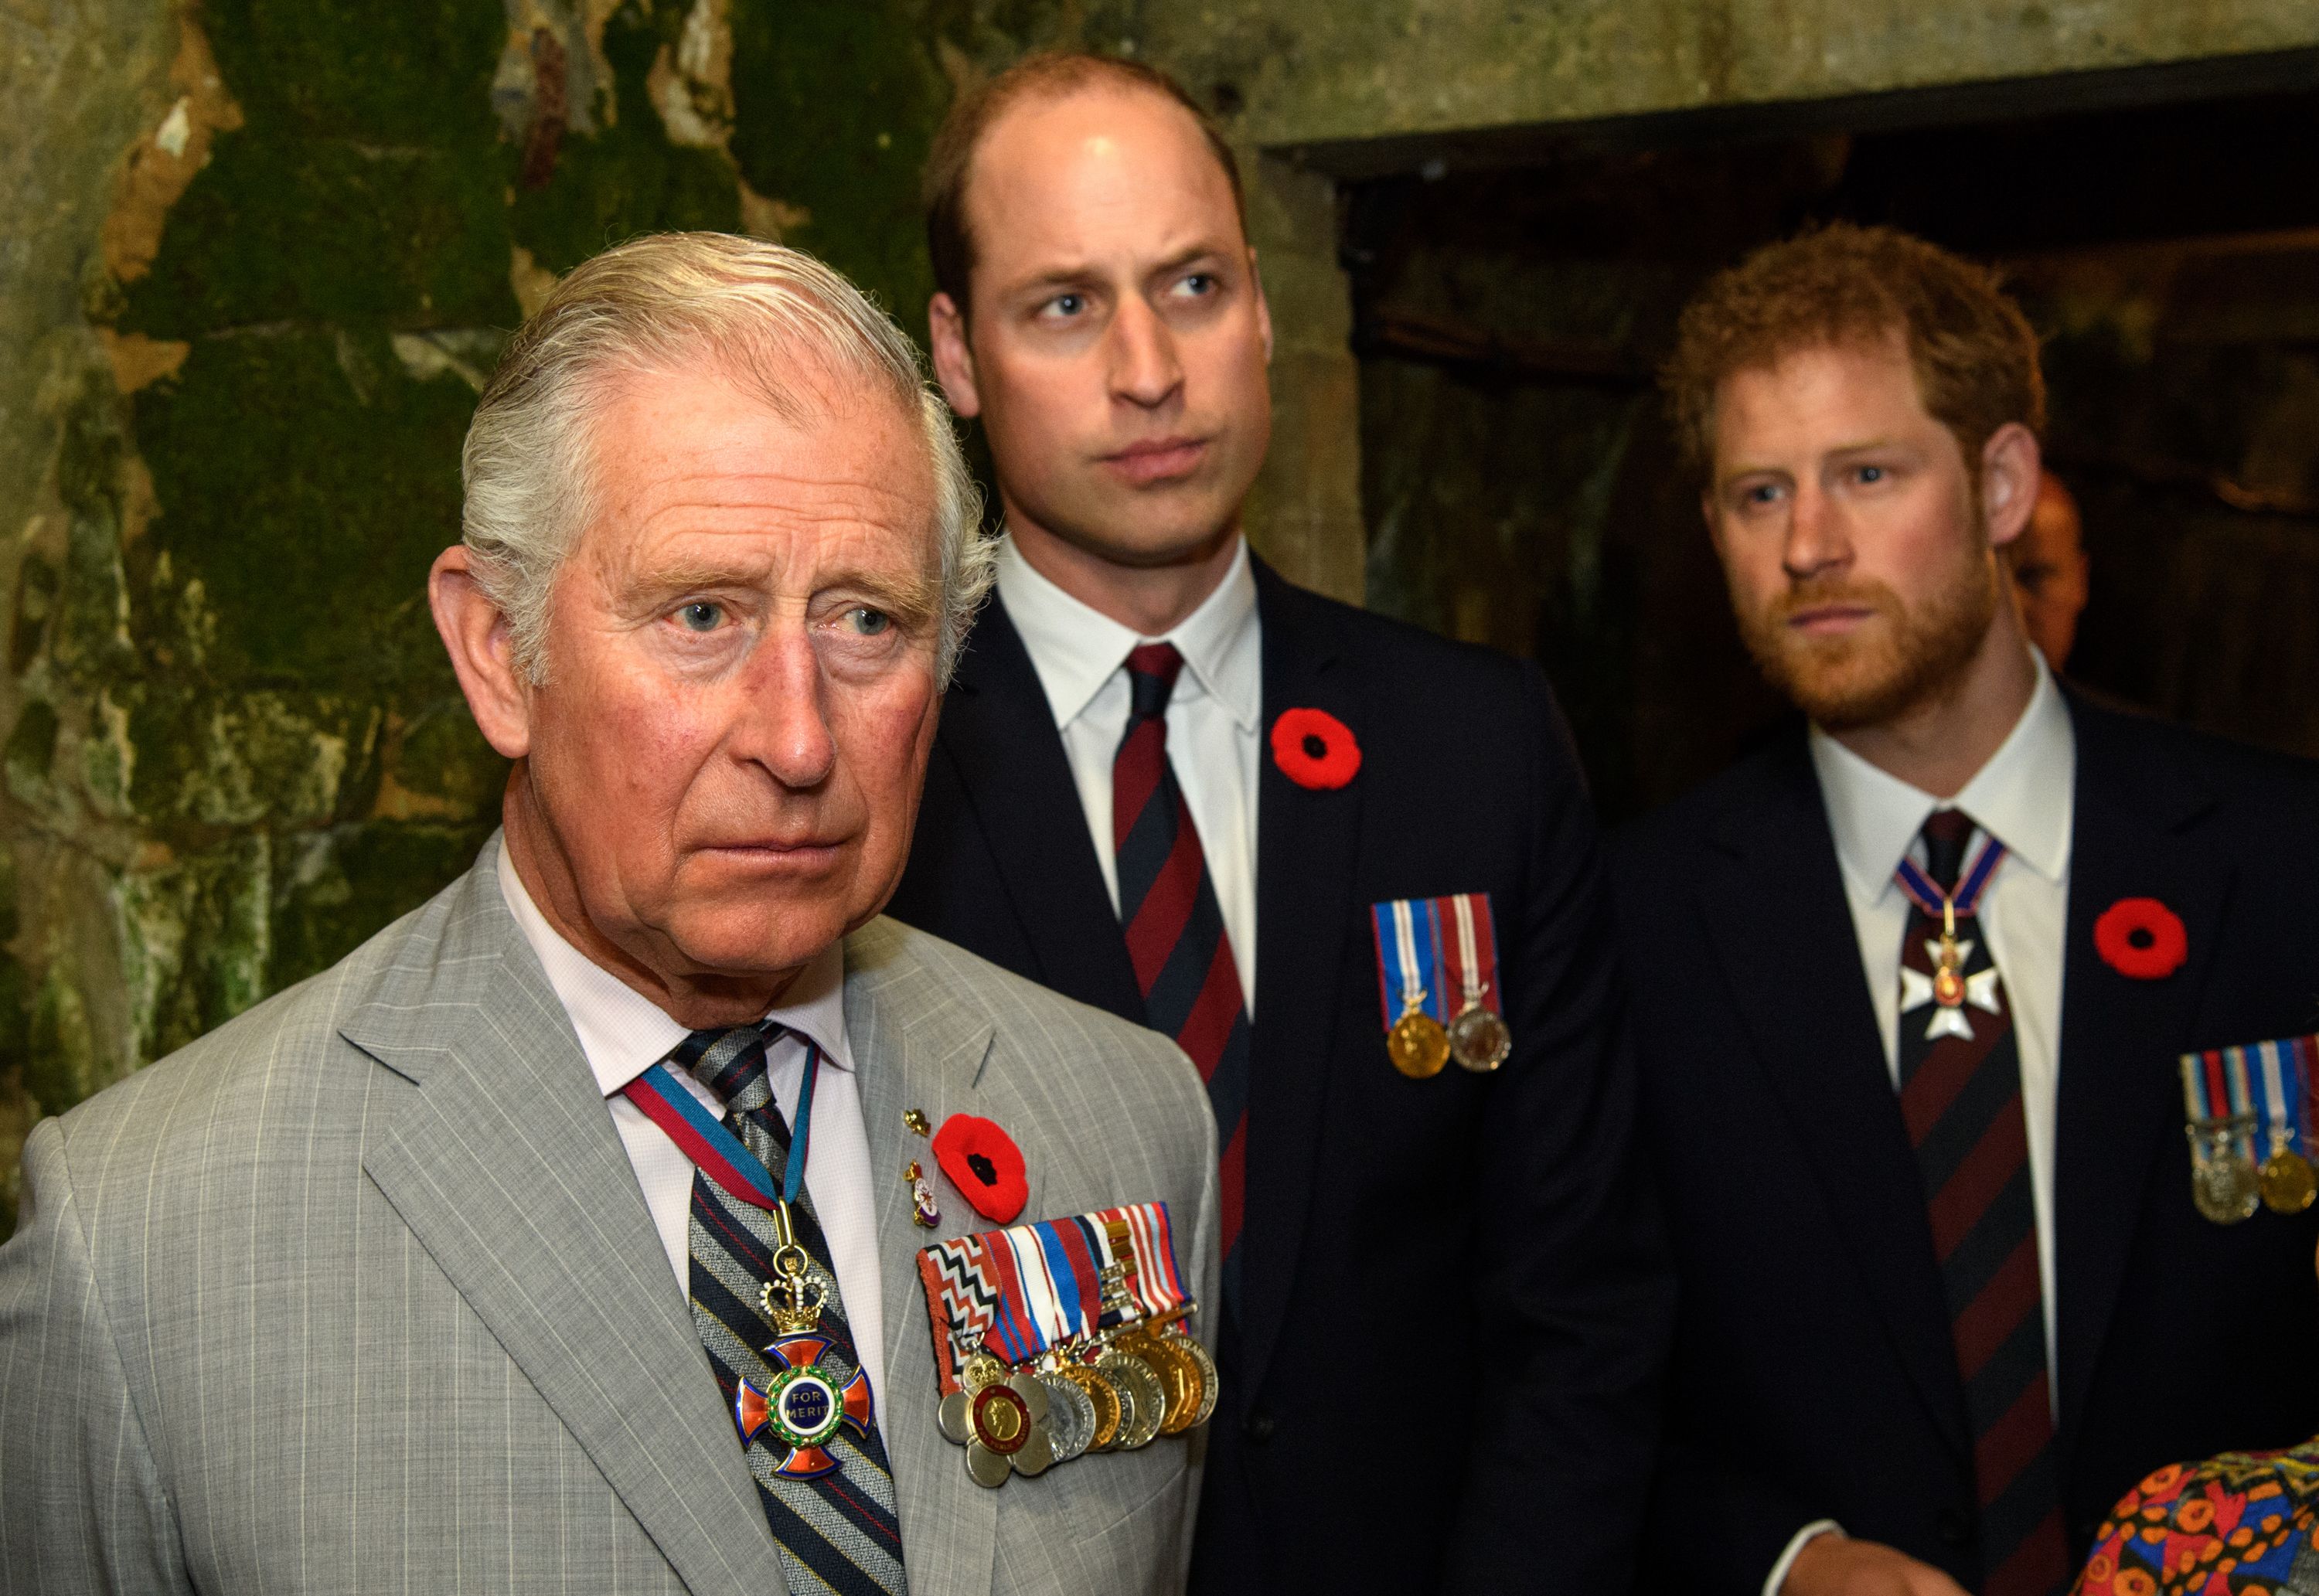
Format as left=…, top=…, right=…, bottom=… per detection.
left=1448, top=1005, right=1511, bottom=1073
left=1388, top=1008, right=1450, bottom=1079
left=1163, top=1328, right=1220, bottom=1429
left=1119, top=1329, right=1202, bottom=1435
left=1057, top=1362, right=1122, bottom=1451
left=2263, top=1147, right=2317, bottom=1214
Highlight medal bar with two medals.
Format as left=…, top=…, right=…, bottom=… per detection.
left=1376, top=895, right=1513, bottom=1077
left=2181, top=1042, right=2317, bottom=1225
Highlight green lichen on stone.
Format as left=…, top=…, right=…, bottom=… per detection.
left=5, top=703, right=60, bottom=810
left=271, top=820, right=495, bottom=991
left=118, top=832, right=274, bottom=1063
left=127, top=330, right=475, bottom=690
left=509, top=0, right=741, bottom=274
left=394, top=698, right=506, bottom=810
left=199, top=0, right=506, bottom=145
left=24, top=964, right=97, bottom=1121
left=727, top=0, right=952, bottom=328
left=118, top=129, right=521, bottom=336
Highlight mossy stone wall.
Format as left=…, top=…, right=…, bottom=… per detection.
left=0, top=0, right=1140, bottom=1234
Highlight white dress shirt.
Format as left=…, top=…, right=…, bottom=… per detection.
left=498, top=846, right=889, bottom=1402
left=1767, top=652, right=2077, bottom=1593
left=995, top=531, right=1264, bottom=1009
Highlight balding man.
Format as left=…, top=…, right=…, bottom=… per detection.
left=0, top=233, right=1219, bottom=1596
left=884, top=50, right=1671, bottom=1595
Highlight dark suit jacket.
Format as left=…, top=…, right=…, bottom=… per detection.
left=887, top=557, right=1674, bottom=1593
left=1610, top=692, right=2319, bottom=1591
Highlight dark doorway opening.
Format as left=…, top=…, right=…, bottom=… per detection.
left=1333, top=57, right=2319, bottom=822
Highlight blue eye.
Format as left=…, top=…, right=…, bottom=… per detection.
left=1858, top=465, right=1886, bottom=484
left=848, top=607, right=891, bottom=636
left=1179, top=273, right=1216, bottom=297
left=678, top=602, right=722, bottom=632
left=1048, top=293, right=1085, bottom=318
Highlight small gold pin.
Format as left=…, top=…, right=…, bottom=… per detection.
left=903, top=1108, right=931, bottom=1137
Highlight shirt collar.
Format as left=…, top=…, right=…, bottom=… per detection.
left=496, top=840, right=856, bottom=1098
left=994, top=531, right=1262, bottom=735
left=1809, top=650, right=2076, bottom=904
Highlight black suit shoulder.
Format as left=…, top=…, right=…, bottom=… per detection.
left=2068, top=690, right=2319, bottom=815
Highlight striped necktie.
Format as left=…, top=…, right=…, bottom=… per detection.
left=1895, top=809, right=2067, bottom=1595
left=677, top=1024, right=908, bottom=1596
left=1112, top=642, right=1251, bottom=1298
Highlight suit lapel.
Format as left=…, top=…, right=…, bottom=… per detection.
left=1241, top=564, right=1365, bottom=1388
left=936, top=598, right=1146, bottom=1023
left=347, top=857, right=785, bottom=1596
left=2052, top=696, right=2229, bottom=1451
left=845, top=920, right=1002, bottom=1596
left=1698, top=737, right=1970, bottom=1462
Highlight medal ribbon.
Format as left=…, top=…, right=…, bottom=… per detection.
left=2252, top=1041, right=2309, bottom=1157
left=915, top=1202, right=1190, bottom=1393
left=1442, top=893, right=1502, bottom=1017
left=1892, top=826, right=2008, bottom=921
left=620, top=1040, right=821, bottom=1215
left=1371, top=897, right=1448, bottom=1027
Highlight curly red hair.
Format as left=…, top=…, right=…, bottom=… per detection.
left=1662, top=223, right=2045, bottom=483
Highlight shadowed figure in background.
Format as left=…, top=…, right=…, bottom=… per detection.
left=1612, top=223, right=2319, bottom=1596
left=2006, top=473, right=2091, bottom=672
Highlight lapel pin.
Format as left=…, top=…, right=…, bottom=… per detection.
left=1269, top=706, right=1361, bottom=790
left=932, top=1113, right=1029, bottom=1223
left=904, top=1159, right=942, bottom=1228
left=2096, top=897, right=2188, bottom=980
left=904, top=1108, right=931, bottom=1137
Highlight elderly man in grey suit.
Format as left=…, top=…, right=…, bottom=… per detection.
left=0, top=232, right=1221, bottom=1596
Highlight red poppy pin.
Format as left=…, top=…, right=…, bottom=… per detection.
left=2094, top=897, right=2188, bottom=981
left=931, top=1113, right=1028, bottom=1223
left=1270, top=707, right=1362, bottom=790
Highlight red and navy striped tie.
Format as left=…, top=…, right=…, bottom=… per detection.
left=1112, top=643, right=1251, bottom=1301
left=1897, top=808, right=2068, bottom=1595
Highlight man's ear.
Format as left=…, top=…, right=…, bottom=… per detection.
left=429, top=545, right=533, bottom=760
left=1251, top=247, right=1274, bottom=364
left=1980, top=423, right=2041, bottom=551
left=928, top=292, right=982, bottom=419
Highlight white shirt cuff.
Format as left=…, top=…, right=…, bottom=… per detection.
left=1765, top=1520, right=1845, bottom=1596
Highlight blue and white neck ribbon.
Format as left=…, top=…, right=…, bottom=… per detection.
left=1893, top=828, right=2008, bottom=920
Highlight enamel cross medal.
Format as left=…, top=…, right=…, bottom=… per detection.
left=1895, top=831, right=2007, bottom=1045
left=727, top=1053, right=877, bottom=1480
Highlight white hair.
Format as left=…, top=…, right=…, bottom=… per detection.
left=459, top=231, right=993, bottom=684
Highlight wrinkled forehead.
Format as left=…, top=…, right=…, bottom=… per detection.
left=572, top=358, right=941, bottom=580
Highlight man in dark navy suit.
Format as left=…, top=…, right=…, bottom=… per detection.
left=886, top=49, right=1671, bottom=1595
left=1615, top=223, right=2319, bottom=1596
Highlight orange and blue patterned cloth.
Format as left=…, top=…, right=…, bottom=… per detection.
left=2074, top=1441, right=2319, bottom=1595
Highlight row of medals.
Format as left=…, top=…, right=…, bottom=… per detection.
left=937, top=1313, right=1218, bottom=1488
left=1388, top=995, right=1512, bottom=1080
left=2191, top=1116, right=2318, bottom=1224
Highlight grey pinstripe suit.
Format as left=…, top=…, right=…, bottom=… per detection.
left=0, top=841, right=1221, bottom=1594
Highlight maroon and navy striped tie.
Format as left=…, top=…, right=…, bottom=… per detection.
left=1896, top=808, right=2068, bottom=1595
left=1112, top=643, right=1250, bottom=1302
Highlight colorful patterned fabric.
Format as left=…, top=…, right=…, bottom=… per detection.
left=2073, top=1441, right=2319, bottom=1595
